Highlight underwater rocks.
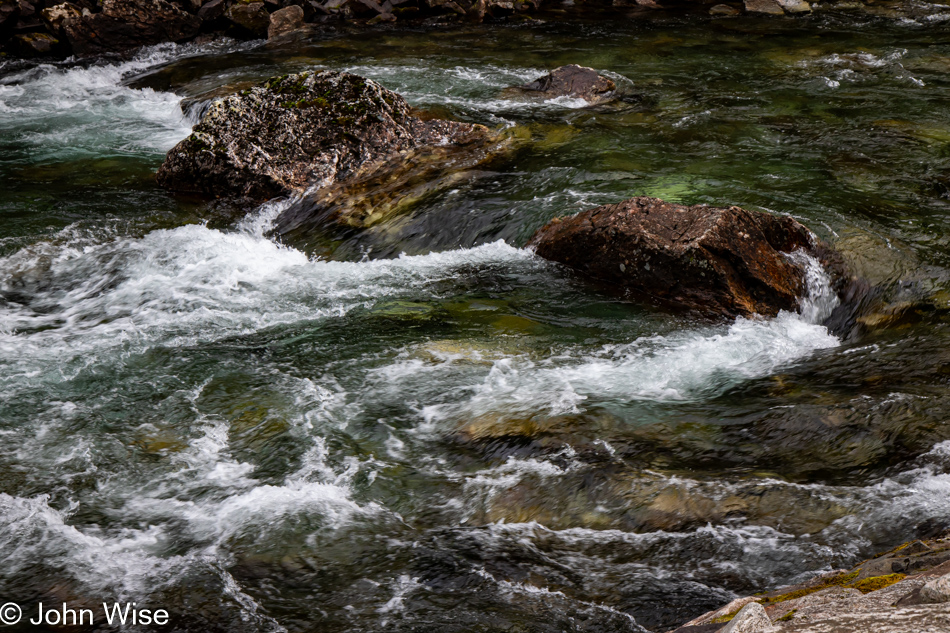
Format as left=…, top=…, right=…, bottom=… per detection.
left=672, top=535, right=950, bottom=632
left=527, top=196, right=842, bottom=319
left=157, top=70, right=504, bottom=225
left=514, top=65, right=617, bottom=104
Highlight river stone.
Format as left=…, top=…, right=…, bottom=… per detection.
left=227, top=1, right=270, bottom=35
left=157, top=70, right=501, bottom=212
left=268, top=4, right=304, bottom=38
left=744, top=0, right=784, bottom=13
left=709, top=3, right=741, bottom=14
left=527, top=197, right=826, bottom=319
left=10, top=32, right=58, bottom=56
left=517, top=64, right=616, bottom=104
left=720, top=602, right=772, bottom=632
left=62, top=0, right=201, bottom=56
left=919, top=572, right=950, bottom=603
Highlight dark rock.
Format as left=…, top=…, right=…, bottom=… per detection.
left=527, top=197, right=833, bottom=319
left=63, top=0, right=201, bottom=56
left=15, top=0, right=32, bottom=18
left=0, top=0, right=18, bottom=28
left=157, top=71, right=504, bottom=227
left=10, top=31, right=58, bottom=55
left=518, top=64, right=616, bottom=104
left=196, top=0, right=227, bottom=20
left=226, top=1, right=270, bottom=35
left=267, top=3, right=303, bottom=37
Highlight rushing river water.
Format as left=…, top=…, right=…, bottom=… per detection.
left=2, top=12, right=950, bottom=633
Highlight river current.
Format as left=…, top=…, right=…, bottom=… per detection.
left=2, top=14, right=950, bottom=633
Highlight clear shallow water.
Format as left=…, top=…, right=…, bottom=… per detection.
left=2, top=15, right=950, bottom=633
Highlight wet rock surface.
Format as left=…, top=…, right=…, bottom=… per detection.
left=515, top=64, right=617, bottom=104
left=157, top=70, right=504, bottom=234
left=527, top=196, right=841, bottom=319
left=671, top=535, right=950, bottom=633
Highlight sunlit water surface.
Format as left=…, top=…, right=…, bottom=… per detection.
left=2, top=15, right=950, bottom=632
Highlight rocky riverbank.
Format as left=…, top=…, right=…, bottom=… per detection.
left=2, top=0, right=947, bottom=60
left=669, top=535, right=950, bottom=632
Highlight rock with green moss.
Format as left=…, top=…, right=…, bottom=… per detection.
left=158, top=70, right=505, bottom=233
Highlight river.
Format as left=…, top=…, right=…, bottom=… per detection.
left=1, top=13, right=950, bottom=633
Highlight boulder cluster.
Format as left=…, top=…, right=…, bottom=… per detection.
left=0, top=0, right=550, bottom=58
left=0, top=0, right=837, bottom=60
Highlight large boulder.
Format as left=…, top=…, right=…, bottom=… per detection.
left=63, top=0, right=200, bottom=56
left=527, top=197, right=838, bottom=319
left=516, top=65, right=616, bottom=104
left=157, top=71, right=504, bottom=228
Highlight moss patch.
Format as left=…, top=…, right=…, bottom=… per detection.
left=776, top=609, right=797, bottom=622
left=850, top=573, right=906, bottom=593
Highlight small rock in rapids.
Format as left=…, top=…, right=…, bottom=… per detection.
left=527, top=196, right=844, bottom=319
left=720, top=602, right=772, bottom=632
left=515, top=64, right=616, bottom=104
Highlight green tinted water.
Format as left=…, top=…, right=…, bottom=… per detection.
left=1, top=15, right=950, bottom=633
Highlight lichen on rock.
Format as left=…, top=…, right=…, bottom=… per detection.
left=157, top=70, right=507, bottom=234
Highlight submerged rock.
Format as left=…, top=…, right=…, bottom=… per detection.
left=514, top=65, right=617, bottom=104
left=527, top=196, right=841, bottom=319
left=157, top=70, right=504, bottom=222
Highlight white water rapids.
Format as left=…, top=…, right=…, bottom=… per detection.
left=1, top=39, right=950, bottom=633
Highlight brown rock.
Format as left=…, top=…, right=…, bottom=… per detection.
left=744, top=0, right=784, bottom=13
left=709, top=3, right=740, bottom=14
left=518, top=64, right=616, bottom=104
left=527, top=197, right=824, bottom=319
left=226, top=2, right=270, bottom=35
left=267, top=3, right=304, bottom=37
